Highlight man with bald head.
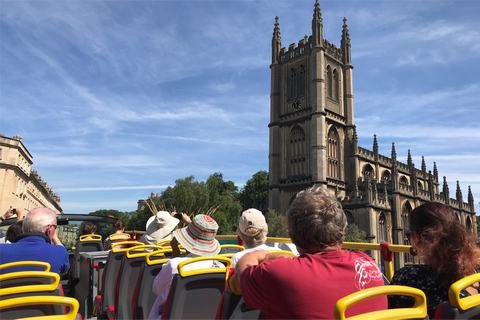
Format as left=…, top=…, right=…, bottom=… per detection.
left=0, top=207, right=69, bottom=275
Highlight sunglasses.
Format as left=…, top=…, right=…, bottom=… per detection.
left=48, top=224, right=58, bottom=230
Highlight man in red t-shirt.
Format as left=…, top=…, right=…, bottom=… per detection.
left=235, top=187, right=387, bottom=319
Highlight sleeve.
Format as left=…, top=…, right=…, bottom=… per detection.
left=152, top=260, right=175, bottom=295
left=59, top=246, right=70, bottom=273
left=240, top=259, right=280, bottom=311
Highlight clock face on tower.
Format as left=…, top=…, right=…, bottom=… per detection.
left=292, top=99, right=301, bottom=111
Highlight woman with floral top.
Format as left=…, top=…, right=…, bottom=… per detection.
left=388, top=202, right=480, bottom=318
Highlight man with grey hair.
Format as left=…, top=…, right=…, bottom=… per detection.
left=0, top=207, right=69, bottom=275
left=231, top=208, right=276, bottom=267
left=235, top=187, right=387, bottom=319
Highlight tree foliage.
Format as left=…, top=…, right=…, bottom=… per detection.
left=87, top=209, right=134, bottom=240
left=265, top=209, right=289, bottom=238
left=238, top=170, right=269, bottom=212
left=344, top=223, right=367, bottom=243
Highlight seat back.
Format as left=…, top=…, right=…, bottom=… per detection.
left=434, top=273, right=480, bottom=319
left=73, top=235, right=103, bottom=279
left=132, top=250, right=171, bottom=320
left=114, top=245, right=166, bottom=320
left=162, top=256, right=232, bottom=320
left=215, top=271, right=261, bottom=320
left=98, top=241, right=143, bottom=314
left=0, top=295, right=79, bottom=320
left=333, top=285, right=428, bottom=320
left=0, top=260, right=51, bottom=274
left=104, top=233, right=131, bottom=250
left=0, top=272, right=65, bottom=316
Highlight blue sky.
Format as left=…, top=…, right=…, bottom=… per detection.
left=1, top=0, right=479, bottom=214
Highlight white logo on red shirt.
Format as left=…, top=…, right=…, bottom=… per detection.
left=354, top=257, right=382, bottom=290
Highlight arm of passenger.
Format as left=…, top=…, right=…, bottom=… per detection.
left=152, top=261, right=175, bottom=295
left=234, top=250, right=270, bottom=291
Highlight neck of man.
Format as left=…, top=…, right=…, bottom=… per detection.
left=298, top=243, right=342, bottom=255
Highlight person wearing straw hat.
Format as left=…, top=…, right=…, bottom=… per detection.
left=148, top=214, right=223, bottom=320
left=139, top=211, right=189, bottom=246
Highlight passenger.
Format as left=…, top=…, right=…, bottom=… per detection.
left=0, top=207, right=24, bottom=226
left=0, top=207, right=69, bottom=276
left=139, top=211, right=190, bottom=246
left=231, top=208, right=277, bottom=267
left=148, top=214, right=222, bottom=320
left=235, top=187, right=387, bottom=319
left=81, top=222, right=97, bottom=239
left=113, top=220, right=127, bottom=234
left=0, top=208, right=24, bottom=243
left=388, top=202, right=480, bottom=318
left=5, top=220, right=24, bottom=243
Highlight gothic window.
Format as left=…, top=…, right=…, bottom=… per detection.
left=417, top=181, right=423, bottom=190
left=466, top=216, right=473, bottom=233
left=288, top=68, right=297, bottom=100
left=378, top=212, right=387, bottom=242
left=327, top=65, right=332, bottom=98
left=333, top=68, right=339, bottom=100
left=362, top=164, right=374, bottom=180
left=400, top=176, right=408, bottom=185
left=298, top=65, right=306, bottom=97
left=402, top=201, right=413, bottom=263
left=327, top=127, right=340, bottom=178
left=381, top=170, right=391, bottom=182
left=289, top=125, right=307, bottom=177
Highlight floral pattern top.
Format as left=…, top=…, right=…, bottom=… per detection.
left=388, top=264, right=471, bottom=319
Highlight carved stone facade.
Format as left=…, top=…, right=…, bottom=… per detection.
left=0, top=135, right=62, bottom=215
left=268, top=0, right=476, bottom=269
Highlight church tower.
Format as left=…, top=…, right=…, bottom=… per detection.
left=268, top=0, right=355, bottom=212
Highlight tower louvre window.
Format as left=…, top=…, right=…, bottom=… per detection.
left=288, top=68, right=297, bottom=100
left=327, top=127, right=340, bottom=178
left=333, top=68, right=339, bottom=100
left=298, top=65, right=306, bottom=97
left=379, top=212, right=387, bottom=242
left=289, top=125, right=307, bottom=177
left=327, top=65, right=332, bottom=98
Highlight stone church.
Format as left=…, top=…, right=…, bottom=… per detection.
left=267, top=0, right=476, bottom=268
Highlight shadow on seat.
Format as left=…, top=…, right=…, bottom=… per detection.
left=434, top=273, right=480, bottom=319
left=104, top=233, right=131, bottom=251
left=161, top=256, right=232, bottom=320
left=334, top=285, right=428, bottom=320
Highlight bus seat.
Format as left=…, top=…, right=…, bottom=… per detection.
left=104, top=233, right=131, bottom=251
left=0, top=271, right=60, bottom=291
left=94, top=241, right=143, bottom=318
left=109, top=245, right=166, bottom=320
left=215, top=271, right=261, bottom=320
left=161, top=256, right=232, bottom=320
left=219, top=244, right=245, bottom=255
left=72, top=235, right=103, bottom=280
left=0, top=260, right=51, bottom=274
left=334, top=285, right=428, bottom=320
left=132, top=250, right=170, bottom=320
left=0, top=295, right=79, bottom=320
left=434, top=273, right=480, bottom=319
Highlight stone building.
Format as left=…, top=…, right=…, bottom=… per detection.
left=267, top=0, right=476, bottom=268
left=0, top=135, right=62, bottom=215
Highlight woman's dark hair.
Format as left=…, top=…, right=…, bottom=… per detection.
left=6, top=220, right=24, bottom=243
left=81, top=222, right=97, bottom=235
left=114, top=220, right=126, bottom=232
left=410, top=202, right=480, bottom=287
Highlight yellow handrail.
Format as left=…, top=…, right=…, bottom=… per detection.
left=334, top=285, right=427, bottom=320
left=0, top=271, right=60, bottom=296
left=0, top=261, right=51, bottom=273
left=79, top=234, right=102, bottom=241
left=448, top=273, right=480, bottom=310
left=111, top=241, right=143, bottom=253
left=177, top=256, right=232, bottom=277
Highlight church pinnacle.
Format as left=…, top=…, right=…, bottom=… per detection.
left=272, top=16, right=282, bottom=64
left=312, top=0, right=323, bottom=46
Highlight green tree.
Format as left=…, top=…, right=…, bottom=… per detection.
left=238, top=170, right=269, bottom=212
left=265, top=209, right=289, bottom=238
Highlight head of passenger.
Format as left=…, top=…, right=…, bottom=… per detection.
left=23, top=207, right=58, bottom=240
left=6, top=220, right=23, bottom=243
left=237, top=208, right=268, bottom=249
left=81, top=222, right=97, bottom=236
left=113, top=220, right=126, bottom=234
left=140, top=212, right=180, bottom=245
left=287, top=186, right=346, bottom=254
left=173, top=214, right=220, bottom=256
left=408, top=202, right=480, bottom=286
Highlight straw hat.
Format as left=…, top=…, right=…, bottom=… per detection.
left=142, top=211, right=180, bottom=245
left=173, top=214, right=220, bottom=256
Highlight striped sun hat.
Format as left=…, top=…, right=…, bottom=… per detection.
left=173, top=214, right=220, bottom=256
